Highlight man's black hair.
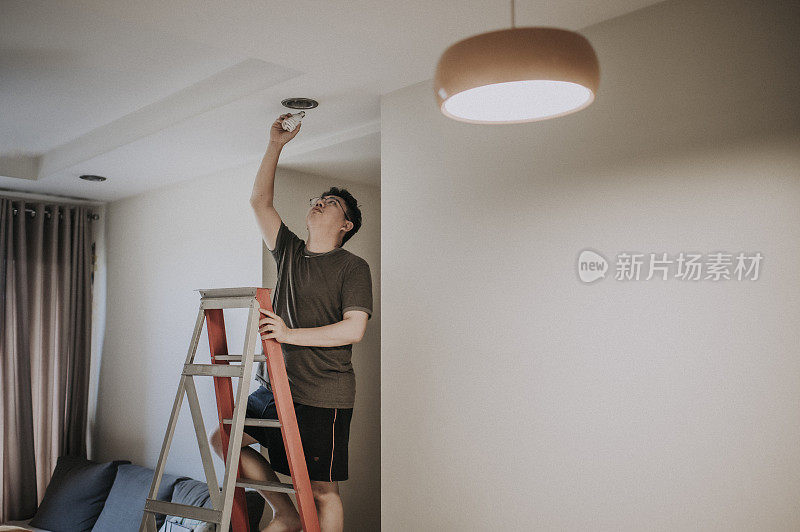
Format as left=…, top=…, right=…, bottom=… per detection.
left=321, top=186, right=362, bottom=246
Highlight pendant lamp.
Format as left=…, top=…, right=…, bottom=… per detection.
left=434, top=0, right=600, bottom=124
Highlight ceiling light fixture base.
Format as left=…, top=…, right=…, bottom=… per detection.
left=281, top=98, right=319, bottom=110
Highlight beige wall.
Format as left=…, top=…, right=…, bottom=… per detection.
left=98, top=161, right=380, bottom=529
left=380, top=0, right=800, bottom=530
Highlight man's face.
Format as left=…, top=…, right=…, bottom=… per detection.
left=306, top=195, right=352, bottom=238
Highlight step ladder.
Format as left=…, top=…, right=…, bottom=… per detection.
left=139, top=287, right=320, bottom=532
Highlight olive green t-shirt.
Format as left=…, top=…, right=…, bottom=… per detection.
left=255, top=220, right=372, bottom=408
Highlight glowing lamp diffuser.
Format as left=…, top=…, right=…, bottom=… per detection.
left=434, top=26, right=600, bottom=124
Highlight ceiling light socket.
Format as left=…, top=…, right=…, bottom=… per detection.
left=79, top=174, right=107, bottom=182
left=281, top=97, right=318, bottom=110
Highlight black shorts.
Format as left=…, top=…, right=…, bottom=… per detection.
left=242, top=384, right=353, bottom=482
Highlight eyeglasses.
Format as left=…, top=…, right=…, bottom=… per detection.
left=309, top=196, right=350, bottom=222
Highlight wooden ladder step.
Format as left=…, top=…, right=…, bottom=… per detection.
left=214, top=354, right=268, bottom=363
left=182, top=363, right=243, bottom=378
left=236, top=478, right=295, bottom=494
left=144, top=499, right=221, bottom=524
left=200, top=296, right=257, bottom=310
left=223, top=417, right=281, bottom=428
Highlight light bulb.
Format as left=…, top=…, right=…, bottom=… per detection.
left=281, top=111, right=306, bottom=132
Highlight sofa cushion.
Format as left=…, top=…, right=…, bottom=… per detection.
left=28, top=455, right=130, bottom=532
left=159, top=479, right=265, bottom=532
left=91, top=464, right=183, bottom=531
left=158, top=478, right=213, bottom=532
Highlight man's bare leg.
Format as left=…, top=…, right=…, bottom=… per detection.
left=210, top=428, right=301, bottom=532
left=310, top=480, right=343, bottom=532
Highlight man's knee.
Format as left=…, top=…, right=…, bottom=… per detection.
left=209, top=428, right=223, bottom=455
left=210, top=428, right=258, bottom=457
left=310, top=481, right=340, bottom=504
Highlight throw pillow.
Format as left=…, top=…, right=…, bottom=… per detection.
left=28, top=455, right=130, bottom=532
left=92, top=464, right=182, bottom=531
left=158, top=479, right=213, bottom=532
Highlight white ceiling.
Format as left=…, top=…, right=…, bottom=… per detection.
left=0, top=0, right=665, bottom=202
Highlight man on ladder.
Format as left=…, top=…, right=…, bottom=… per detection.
left=210, top=113, right=373, bottom=532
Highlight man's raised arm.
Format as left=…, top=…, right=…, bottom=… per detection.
left=249, top=113, right=302, bottom=251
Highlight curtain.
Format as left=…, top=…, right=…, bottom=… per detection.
left=0, top=197, right=95, bottom=521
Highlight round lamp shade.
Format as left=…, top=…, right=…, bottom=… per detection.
left=434, top=27, right=600, bottom=124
